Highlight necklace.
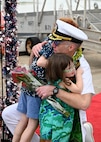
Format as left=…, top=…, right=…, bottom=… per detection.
left=73, top=48, right=82, bottom=68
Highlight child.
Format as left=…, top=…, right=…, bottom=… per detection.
left=12, top=40, right=53, bottom=142
left=39, top=53, right=83, bottom=142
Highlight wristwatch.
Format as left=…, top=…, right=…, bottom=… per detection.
left=53, top=87, right=59, bottom=96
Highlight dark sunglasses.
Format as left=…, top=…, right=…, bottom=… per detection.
left=53, top=41, right=62, bottom=46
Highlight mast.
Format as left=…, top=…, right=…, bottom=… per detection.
left=65, top=0, right=73, bottom=18
left=54, top=0, right=56, bottom=22
left=75, top=0, right=80, bottom=11
left=33, top=0, right=35, bottom=12
left=83, top=0, right=87, bottom=28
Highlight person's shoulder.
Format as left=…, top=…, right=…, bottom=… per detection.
left=80, top=54, right=88, bottom=63
left=80, top=54, right=90, bottom=68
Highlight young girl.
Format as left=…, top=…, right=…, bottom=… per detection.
left=38, top=53, right=83, bottom=142
left=12, top=40, right=53, bottom=142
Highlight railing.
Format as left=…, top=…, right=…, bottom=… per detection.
left=81, top=28, right=101, bottom=53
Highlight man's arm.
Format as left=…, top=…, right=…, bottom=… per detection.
left=57, top=89, right=92, bottom=110
left=36, top=85, right=92, bottom=110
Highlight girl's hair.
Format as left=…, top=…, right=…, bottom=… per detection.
left=46, top=53, right=73, bottom=83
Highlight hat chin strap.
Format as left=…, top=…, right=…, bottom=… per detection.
left=49, top=31, right=83, bottom=44
left=52, top=32, right=72, bottom=41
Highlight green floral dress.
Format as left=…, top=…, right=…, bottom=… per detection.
left=39, top=80, right=75, bottom=142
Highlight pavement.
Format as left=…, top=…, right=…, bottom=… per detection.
left=0, top=49, right=101, bottom=97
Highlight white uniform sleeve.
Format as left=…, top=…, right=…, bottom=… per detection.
left=80, top=55, right=95, bottom=95
left=79, top=55, right=95, bottom=142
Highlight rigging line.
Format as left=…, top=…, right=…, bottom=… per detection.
left=86, top=10, right=101, bottom=22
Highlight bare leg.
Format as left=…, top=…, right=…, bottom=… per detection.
left=20, top=118, right=39, bottom=142
left=2, top=103, right=40, bottom=142
left=12, top=113, right=28, bottom=142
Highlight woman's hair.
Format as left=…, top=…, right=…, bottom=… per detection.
left=46, top=53, right=73, bottom=83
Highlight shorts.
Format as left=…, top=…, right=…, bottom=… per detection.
left=17, top=90, right=41, bottom=119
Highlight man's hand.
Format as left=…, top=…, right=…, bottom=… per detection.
left=32, top=41, right=48, bottom=57
left=36, top=85, right=55, bottom=99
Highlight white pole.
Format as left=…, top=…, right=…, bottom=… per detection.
left=33, top=0, right=35, bottom=12
left=70, top=0, right=72, bottom=11
left=36, top=0, right=39, bottom=26
left=54, top=0, right=56, bottom=21
left=83, top=0, right=87, bottom=27
left=36, top=0, right=39, bottom=13
left=88, top=0, right=91, bottom=10
left=65, top=0, right=73, bottom=18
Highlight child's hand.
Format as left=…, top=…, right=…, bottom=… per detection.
left=64, top=78, right=71, bottom=86
left=32, top=41, right=48, bottom=57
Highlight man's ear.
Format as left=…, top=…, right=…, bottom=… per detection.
left=68, top=44, right=74, bottom=51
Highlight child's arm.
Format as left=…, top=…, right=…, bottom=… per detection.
left=64, top=67, right=83, bottom=93
left=37, top=55, right=48, bottom=68
left=29, top=41, right=48, bottom=66
left=32, top=40, right=53, bottom=68
left=29, top=50, right=48, bottom=68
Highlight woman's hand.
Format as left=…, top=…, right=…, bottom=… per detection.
left=32, top=41, right=48, bottom=57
